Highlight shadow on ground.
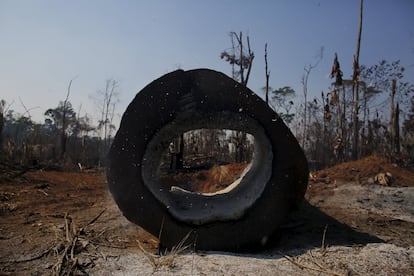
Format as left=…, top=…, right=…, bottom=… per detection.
left=268, top=201, right=384, bottom=254
left=194, top=200, right=383, bottom=259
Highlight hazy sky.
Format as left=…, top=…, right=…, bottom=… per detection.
left=1, top=0, right=413, bottom=127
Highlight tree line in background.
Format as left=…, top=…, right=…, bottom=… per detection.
left=1, top=46, right=414, bottom=171
left=1, top=48, right=414, bottom=171
left=220, top=28, right=414, bottom=170
left=217, top=0, right=414, bottom=169
left=0, top=79, right=119, bottom=170
left=161, top=129, right=254, bottom=174
left=1, top=2, right=414, bottom=171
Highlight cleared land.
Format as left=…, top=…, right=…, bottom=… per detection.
left=1, top=156, right=413, bottom=275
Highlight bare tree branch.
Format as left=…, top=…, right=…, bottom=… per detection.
left=18, top=97, right=39, bottom=119
left=351, top=0, right=363, bottom=160
left=60, top=76, right=77, bottom=159
left=265, top=43, right=270, bottom=104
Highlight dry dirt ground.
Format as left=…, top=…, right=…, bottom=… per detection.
left=1, top=156, right=414, bottom=275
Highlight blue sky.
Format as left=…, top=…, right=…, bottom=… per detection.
left=1, top=0, right=413, bottom=127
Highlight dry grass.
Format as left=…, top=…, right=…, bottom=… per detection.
left=278, top=223, right=351, bottom=276
left=137, top=231, right=192, bottom=272
left=210, top=164, right=230, bottom=185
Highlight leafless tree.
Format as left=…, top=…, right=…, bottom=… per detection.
left=44, top=78, right=77, bottom=162
left=0, top=100, right=6, bottom=150
left=220, top=31, right=255, bottom=165
left=264, top=43, right=270, bottom=104
left=329, top=53, right=346, bottom=162
left=221, top=31, right=254, bottom=86
left=351, top=0, right=364, bottom=160
left=59, top=78, right=75, bottom=159
left=93, top=79, right=120, bottom=162
left=18, top=97, right=39, bottom=120
left=301, top=47, right=324, bottom=149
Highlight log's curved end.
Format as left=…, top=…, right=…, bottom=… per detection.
left=107, top=69, right=308, bottom=251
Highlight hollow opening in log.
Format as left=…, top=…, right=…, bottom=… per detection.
left=159, top=129, right=254, bottom=195
left=141, top=112, right=273, bottom=224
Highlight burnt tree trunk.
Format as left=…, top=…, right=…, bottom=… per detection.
left=175, top=133, right=185, bottom=170
left=265, top=43, right=270, bottom=104
left=390, top=79, right=396, bottom=153
left=0, top=111, right=3, bottom=150
left=60, top=79, right=73, bottom=160
left=351, top=0, right=363, bottom=160
left=394, top=103, right=400, bottom=154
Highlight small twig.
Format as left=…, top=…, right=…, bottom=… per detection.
left=52, top=244, right=69, bottom=275
left=158, top=216, right=165, bottom=241
left=79, top=208, right=106, bottom=233
left=283, top=254, right=345, bottom=276
left=0, top=247, right=52, bottom=263
left=96, top=228, right=107, bottom=237
left=37, top=189, right=49, bottom=196
left=321, top=224, right=328, bottom=251
left=70, top=236, right=78, bottom=260
left=282, top=250, right=347, bottom=276
left=137, top=239, right=159, bottom=269
left=308, top=251, right=326, bottom=270
left=64, top=213, right=70, bottom=242
left=89, top=240, right=127, bottom=249
left=191, top=234, right=197, bottom=275
left=171, top=231, right=192, bottom=255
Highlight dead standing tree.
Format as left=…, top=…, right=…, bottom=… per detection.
left=360, top=60, right=414, bottom=158
left=43, top=77, right=76, bottom=161
left=330, top=53, right=345, bottom=162
left=394, top=103, right=400, bottom=155
left=301, top=47, right=324, bottom=150
left=94, top=79, right=120, bottom=164
left=44, top=91, right=77, bottom=163
left=0, top=100, right=6, bottom=151
left=220, top=31, right=255, bottom=164
left=351, top=0, right=364, bottom=160
left=264, top=43, right=270, bottom=104
left=220, top=31, right=254, bottom=86
left=390, top=79, right=401, bottom=155
left=60, top=78, right=74, bottom=160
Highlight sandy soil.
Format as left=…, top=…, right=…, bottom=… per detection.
left=1, top=156, right=413, bottom=275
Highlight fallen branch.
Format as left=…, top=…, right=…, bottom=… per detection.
left=51, top=209, right=106, bottom=275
